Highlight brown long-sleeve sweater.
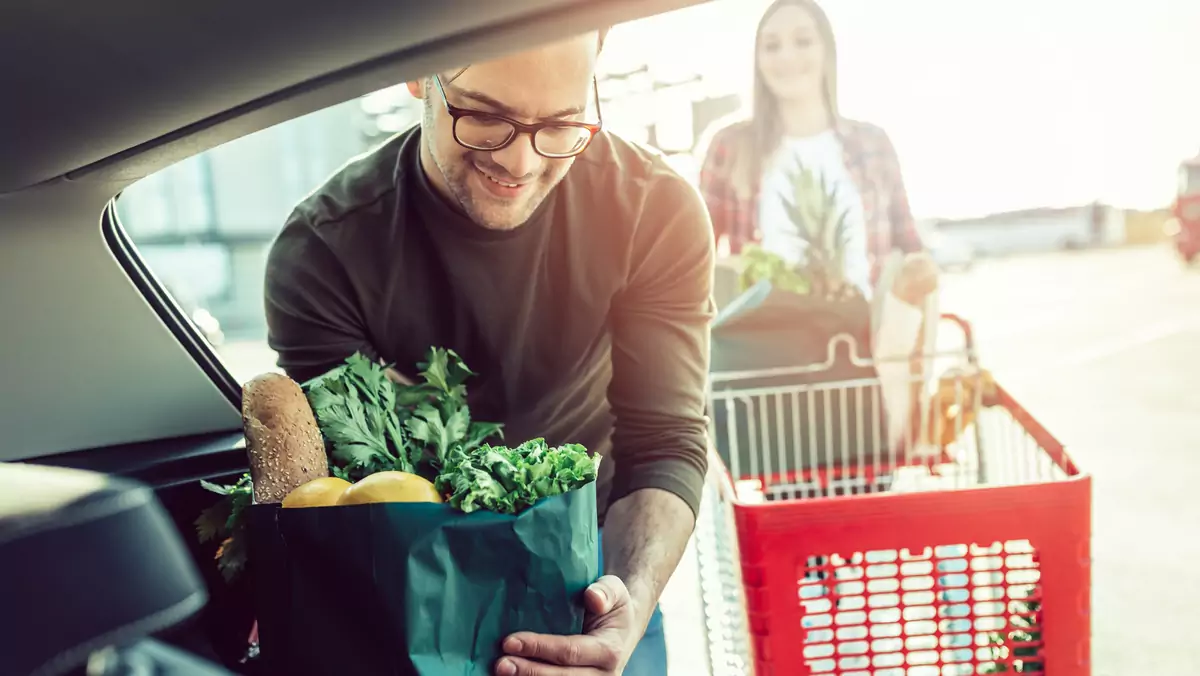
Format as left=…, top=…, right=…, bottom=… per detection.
left=263, top=126, right=715, bottom=523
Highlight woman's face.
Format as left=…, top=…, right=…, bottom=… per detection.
left=756, top=4, right=826, bottom=104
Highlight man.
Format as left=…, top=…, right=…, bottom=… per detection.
left=263, top=29, right=714, bottom=676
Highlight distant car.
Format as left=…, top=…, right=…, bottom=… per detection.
left=1171, top=157, right=1200, bottom=265
left=1168, top=201, right=1200, bottom=265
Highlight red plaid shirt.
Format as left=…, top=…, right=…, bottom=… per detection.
left=698, top=117, right=923, bottom=282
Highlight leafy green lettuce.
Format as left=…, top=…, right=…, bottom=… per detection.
left=436, top=438, right=600, bottom=515
left=739, top=243, right=812, bottom=295
left=302, top=349, right=504, bottom=482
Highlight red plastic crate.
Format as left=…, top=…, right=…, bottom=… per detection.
left=716, top=384, right=1091, bottom=676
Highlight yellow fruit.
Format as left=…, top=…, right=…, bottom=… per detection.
left=337, top=471, right=443, bottom=505
left=282, top=477, right=352, bottom=508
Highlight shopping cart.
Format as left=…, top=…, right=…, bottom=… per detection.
left=694, top=314, right=1091, bottom=676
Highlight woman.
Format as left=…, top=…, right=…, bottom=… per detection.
left=701, top=0, right=941, bottom=468
left=698, top=0, right=928, bottom=293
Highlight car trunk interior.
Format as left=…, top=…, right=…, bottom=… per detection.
left=31, top=432, right=257, bottom=668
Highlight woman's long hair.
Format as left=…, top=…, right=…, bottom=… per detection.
left=730, top=0, right=841, bottom=199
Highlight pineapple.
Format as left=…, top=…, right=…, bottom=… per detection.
left=779, top=163, right=862, bottom=303
left=737, top=163, right=863, bottom=303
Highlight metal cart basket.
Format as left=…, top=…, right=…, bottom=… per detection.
left=694, top=315, right=1091, bottom=676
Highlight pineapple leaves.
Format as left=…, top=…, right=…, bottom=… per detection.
left=743, top=162, right=860, bottom=303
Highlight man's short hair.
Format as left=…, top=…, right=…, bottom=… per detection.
left=440, top=27, right=611, bottom=85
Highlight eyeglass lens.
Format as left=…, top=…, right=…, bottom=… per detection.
left=454, top=116, right=593, bottom=157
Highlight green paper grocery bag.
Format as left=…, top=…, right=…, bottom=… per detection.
left=247, top=482, right=598, bottom=676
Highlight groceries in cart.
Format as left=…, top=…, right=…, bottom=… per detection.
left=697, top=165, right=1088, bottom=675
left=696, top=332, right=1089, bottom=675
left=695, top=371, right=1089, bottom=676
left=710, top=164, right=952, bottom=499
left=195, top=349, right=600, bottom=676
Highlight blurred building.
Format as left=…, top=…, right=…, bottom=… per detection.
left=116, top=99, right=381, bottom=339
left=933, top=203, right=1127, bottom=257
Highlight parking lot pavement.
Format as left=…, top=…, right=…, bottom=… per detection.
left=939, top=245, right=1200, bottom=676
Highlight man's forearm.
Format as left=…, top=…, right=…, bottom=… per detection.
left=602, top=487, right=696, bottom=632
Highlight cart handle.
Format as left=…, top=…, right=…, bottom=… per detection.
left=938, top=313, right=977, bottom=359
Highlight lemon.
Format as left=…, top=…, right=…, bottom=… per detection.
left=281, top=476, right=352, bottom=508
left=337, top=471, right=443, bottom=505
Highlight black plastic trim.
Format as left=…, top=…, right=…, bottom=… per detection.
left=28, top=430, right=248, bottom=489
left=101, top=199, right=242, bottom=407
left=24, top=431, right=259, bottom=672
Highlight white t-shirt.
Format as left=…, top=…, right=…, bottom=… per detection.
left=756, top=131, right=872, bottom=299
left=757, top=131, right=928, bottom=448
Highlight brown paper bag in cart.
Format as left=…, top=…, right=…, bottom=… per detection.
left=872, top=252, right=998, bottom=475
left=870, top=252, right=940, bottom=458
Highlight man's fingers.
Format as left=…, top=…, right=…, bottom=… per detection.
left=496, top=577, right=631, bottom=675
left=493, top=655, right=605, bottom=676
left=583, top=575, right=627, bottom=616
left=501, top=633, right=619, bottom=671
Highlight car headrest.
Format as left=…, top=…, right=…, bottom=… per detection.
left=0, top=463, right=208, bottom=676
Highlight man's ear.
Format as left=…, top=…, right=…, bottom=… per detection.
left=406, top=79, right=426, bottom=100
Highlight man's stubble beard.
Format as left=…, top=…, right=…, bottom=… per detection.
left=439, top=152, right=551, bottom=232
left=422, top=99, right=477, bottom=223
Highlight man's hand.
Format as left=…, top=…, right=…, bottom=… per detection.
left=892, top=251, right=940, bottom=307
left=494, top=576, right=641, bottom=676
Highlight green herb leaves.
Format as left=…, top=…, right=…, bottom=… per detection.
left=436, top=438, right=600, bottom=515
left=195, top=347, right=598, bottom=584
left=739, top=243, right=813, bottom=295
left=303, top=352, right=415, bottom=480
left=302, top=348, right=504, bottom=482
left=194, top=473, right=254, bottom=582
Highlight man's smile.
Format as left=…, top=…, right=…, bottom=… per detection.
left=472, top=162, right=531, bottom=198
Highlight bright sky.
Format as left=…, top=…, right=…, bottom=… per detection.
left=604, top=0, right=1200, bottom=219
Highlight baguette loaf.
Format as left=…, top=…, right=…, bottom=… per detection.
left=241, top=372, right=329, bottom=504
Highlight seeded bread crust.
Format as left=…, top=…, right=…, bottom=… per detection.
left=241, top=373, right=329, bottom=503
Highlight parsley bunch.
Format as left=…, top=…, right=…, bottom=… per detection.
left=436, top=438, right=600, bottom=515
left=303, top=349, right=503, bottom=483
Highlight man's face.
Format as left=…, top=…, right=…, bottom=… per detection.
left=409, top=34, right=599, bottom=231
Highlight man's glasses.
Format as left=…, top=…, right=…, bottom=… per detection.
left=432, top=74, right=603, bottom=159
